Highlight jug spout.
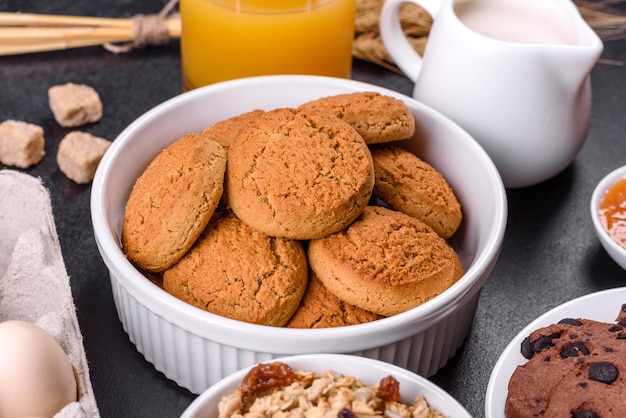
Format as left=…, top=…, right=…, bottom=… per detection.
left=549, top=44, right=603, bottom=88
left=560, top=5, right=604, bottom=80
left=540, top=8, right=603, bottom=87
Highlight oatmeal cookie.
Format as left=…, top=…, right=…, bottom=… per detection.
left=201, top=109, right=265, bottom=151
left=286, top=270, right=383, bottom=328
left=162, top=210, right=307, bottom=326
left=226, top=107, right=374, bottom=240
left=308, top=205, right=461, bottom=316
left=121, top=133, right=227, bottom=272
left=371, top=144, right=462, bottom=238
left=298, top=91, right=415, bottom=144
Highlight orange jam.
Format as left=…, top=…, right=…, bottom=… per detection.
left=599, top=176, right=626, bottom=249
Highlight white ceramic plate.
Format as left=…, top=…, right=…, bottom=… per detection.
left=182, top=354, right=472, bottom=418
left=485, top=287, right=626, bottom=418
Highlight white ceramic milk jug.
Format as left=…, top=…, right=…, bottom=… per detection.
left=380, top=0, right=603, bottom=188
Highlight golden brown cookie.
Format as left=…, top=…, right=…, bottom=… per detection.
left=298, top=92, right=415, bottom=144
left=371, top=144, right=462, bottom=239
left=121, top=133, right=227, bottom=272
left=201, top=109, right=265, bottom=151
left=226, top=107, right=375, bottom=240
left=285, top=270, right=384, bottom=328
left=308, top=206, right=459, bottom=317
left=162, top=210, right=308, bottom=326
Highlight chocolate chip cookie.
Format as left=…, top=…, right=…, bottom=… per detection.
left=505, top=304, right=626, bottom=418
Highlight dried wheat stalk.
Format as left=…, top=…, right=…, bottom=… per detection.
left=576, top=0, right=626, bottom=40
left=353, top=0, right=430, bottom=73
left=0, top=0, right=180, bottom=55
left=353, top=0, right=626, bottom=71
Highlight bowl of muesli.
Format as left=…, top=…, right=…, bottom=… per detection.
left=91, top=74, right=507, bottom=395
left=181, top=353, right=472, bottom=418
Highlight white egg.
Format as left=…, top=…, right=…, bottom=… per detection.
left=0, top=320, right=78, bottom=418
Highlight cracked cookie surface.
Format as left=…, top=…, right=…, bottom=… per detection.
left=162, top=209, right=308, bottom=326
left=307, top=205, right=462, bottom=316
left=226, top=107, right=374, bottom=240
left=298, top=91, right=415, bottom=144
left=201, top=109, right=265, bottom=152
left=286, top=270, right=383, bottom=328
left=121, top=133, right=227, bottom=272
left=371, top=144, right=462, bottom=238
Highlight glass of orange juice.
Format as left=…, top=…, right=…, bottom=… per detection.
left=180, top=0, right=357, bottom=90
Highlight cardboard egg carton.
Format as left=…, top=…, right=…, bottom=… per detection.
left=0, top=170, right=99, bottom=417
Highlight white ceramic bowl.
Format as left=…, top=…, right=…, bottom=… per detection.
left=181, top=353, right=472, bottom=418
left=91, top=75, right=507, bottom=395
left=591, top=165, right=626, bottom=271
left=485, top=287, right=626, bottom=418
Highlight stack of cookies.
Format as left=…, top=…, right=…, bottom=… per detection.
left=121, top=92, right=464, bottom=328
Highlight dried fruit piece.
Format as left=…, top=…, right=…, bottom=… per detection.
left=240, top=362, right=296, bottom=398
left=338, top=408, right=357, bottom=418
left=377, top=375, right=400, bottom=402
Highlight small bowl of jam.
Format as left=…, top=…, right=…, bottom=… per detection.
left=591, top=165, right=626, bottom=270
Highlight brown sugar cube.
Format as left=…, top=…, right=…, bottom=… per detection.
left=57, top=131, right=111, bottom=184
left=0, top=119, right=45, bottom=168
left=48, top=83, right=103, bottom=127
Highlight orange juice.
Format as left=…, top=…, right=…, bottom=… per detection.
left=180, top=0, right=356, bottom=90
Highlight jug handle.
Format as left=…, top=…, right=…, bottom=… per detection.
left=380, top=0, right=443, bottom=82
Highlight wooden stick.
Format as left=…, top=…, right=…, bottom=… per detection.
left=0, top=26, right=132, bottom=40
left=0, top=37, right=134, bottom=55
left=0, top=16, right=181, bottom=55
left=0, top=12, right=134, bottom=27
left=0, top=12, right=180, bottom=36
left=0, top=0, right=181, bottom=56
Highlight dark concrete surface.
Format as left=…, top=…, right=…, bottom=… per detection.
left=1, top=1, right=626, bottom=416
